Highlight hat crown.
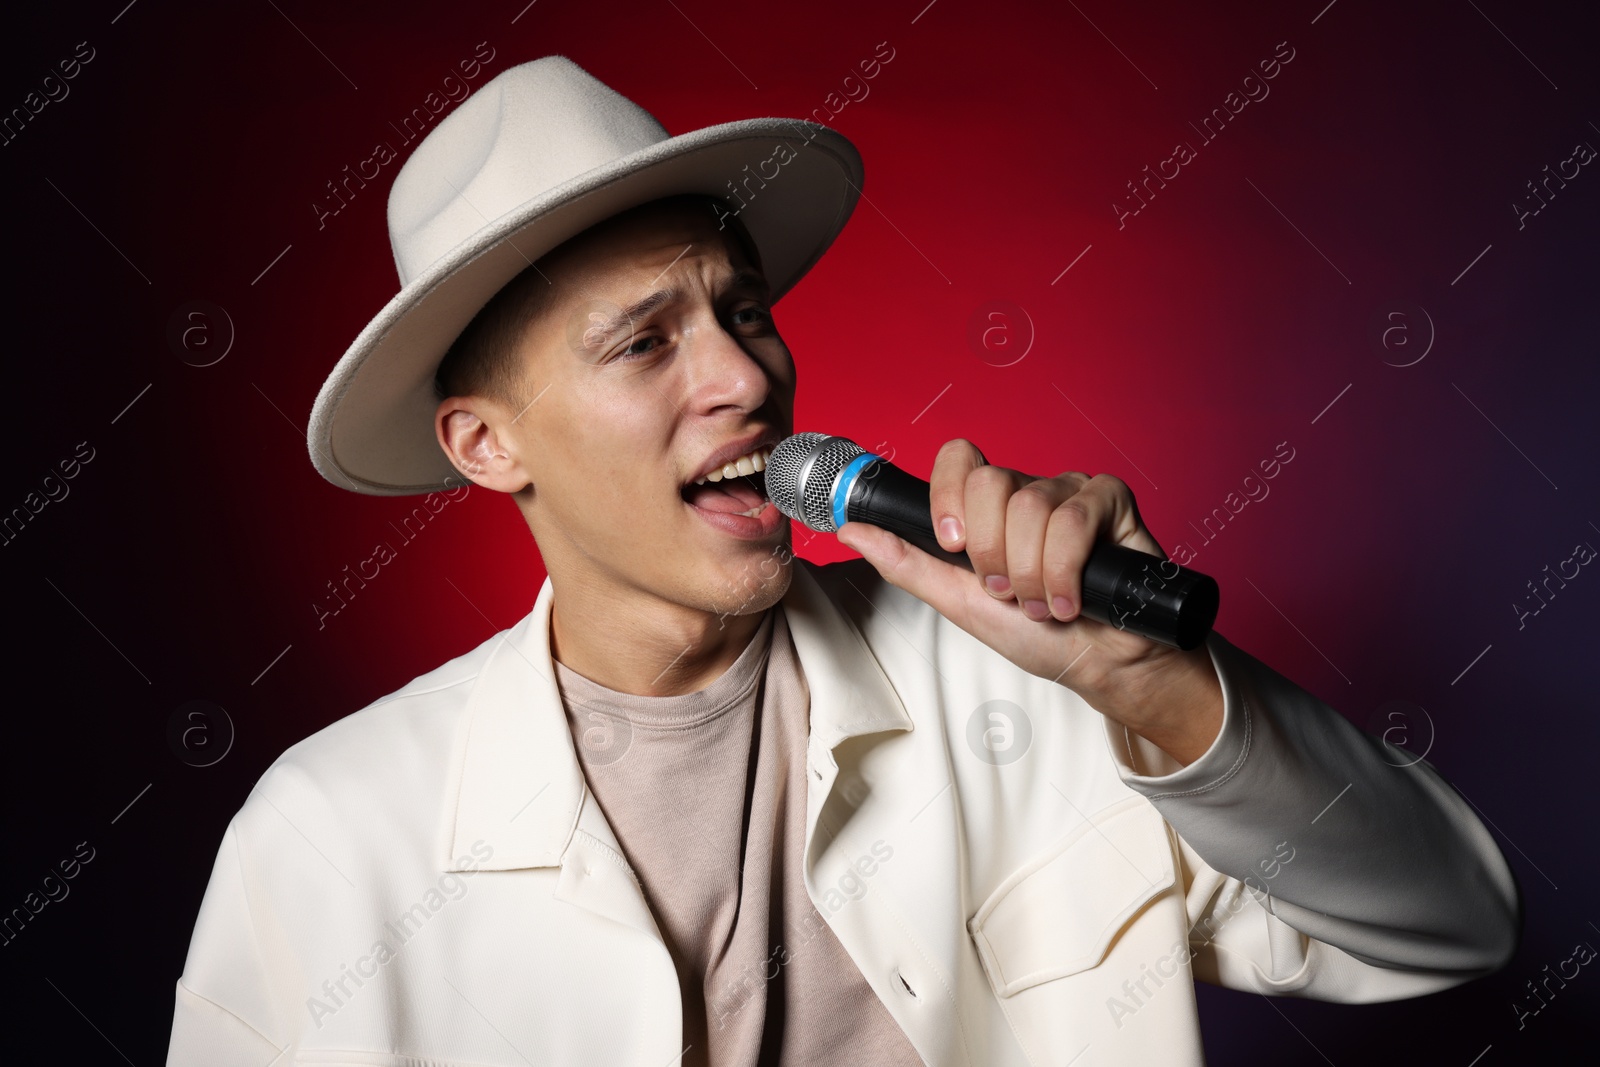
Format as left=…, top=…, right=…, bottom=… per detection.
left=387, top=56, right=670, bottom=284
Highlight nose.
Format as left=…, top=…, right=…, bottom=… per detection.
left=682, top=315, right=776, bottom=417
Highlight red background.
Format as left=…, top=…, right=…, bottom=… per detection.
left=2, top=0, right=1596, bottom=1060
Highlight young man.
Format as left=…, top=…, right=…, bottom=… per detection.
left=167, top=57, right=1519, bottom=1066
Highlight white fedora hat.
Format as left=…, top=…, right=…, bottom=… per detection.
left=308, top=55, right=864, bottom=495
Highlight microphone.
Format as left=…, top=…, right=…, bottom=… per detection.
left=765, top=432, right=1220, bottom=651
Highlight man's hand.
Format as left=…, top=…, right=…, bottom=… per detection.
left=835, top=438, right=1222, bottom=765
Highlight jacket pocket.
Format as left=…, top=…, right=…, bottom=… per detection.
left=967, top=795, right=1176, bottom=997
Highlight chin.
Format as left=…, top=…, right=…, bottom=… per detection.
left=705, top=551, right=794, bottom=620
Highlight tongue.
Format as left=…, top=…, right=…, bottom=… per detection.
left=684, top=477, right=765, bottom=514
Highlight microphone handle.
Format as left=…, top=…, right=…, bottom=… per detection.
left=844, top=457, right=1220, bottom=652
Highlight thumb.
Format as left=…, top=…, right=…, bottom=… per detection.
left=835, top=521, right=979, bottom=627
left=835, top=520, right=902, bottom=567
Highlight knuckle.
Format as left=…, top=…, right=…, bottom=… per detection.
left=1008, top=552, right=1042, bottom=588
left=1052, top=499, right=1093, bottom=529
left=1089, top=471, right=1129, bottom=495
left=965, top=528, right=1005, bottom=562
left=1043, top=554, right=1078, bottom=591
left=938, top=437, right=975, bottom=458
left=928, top=479, right=961, bottom=508
left=1008, top=482, right=1056, bottom=519
left=969, top=464, right=1010, bottom=492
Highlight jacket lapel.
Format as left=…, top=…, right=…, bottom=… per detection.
left=442, top=575, right=662, bottom=937
left=779, top=559, right=915, bottom=870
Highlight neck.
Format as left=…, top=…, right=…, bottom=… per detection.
left=547, top=576, right=774, bottom=697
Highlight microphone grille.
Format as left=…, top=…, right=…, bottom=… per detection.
left=765, top=432, right=865, bottom=532
left=765, top=432, right=828, bottom=521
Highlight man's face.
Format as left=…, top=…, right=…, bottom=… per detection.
left=494, top=199, right=796, bottom=621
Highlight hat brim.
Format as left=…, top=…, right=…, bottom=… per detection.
left=308, top=118, right=863, bottom=496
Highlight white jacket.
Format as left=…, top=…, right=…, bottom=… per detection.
left=167, top=557, right=1519, bottom=1066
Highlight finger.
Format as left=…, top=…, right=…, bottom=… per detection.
left=1006, top=478, right=1080, bottom=621
left=929, top=439, right=987, bottom=550
left=964, top=463, right=1025, bottom=599
left=1041, top=492, right=1096, bottom=622
left=1086, top=472, right=1165, bottom=559
left=1040, top=473, right=1165, bottom=621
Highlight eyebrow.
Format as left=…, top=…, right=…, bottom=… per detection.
left=726, top=270, right=771, bottom=298
left=581, top=270, right=771, bottom=349
left=585, top=289, right=676, bottom=348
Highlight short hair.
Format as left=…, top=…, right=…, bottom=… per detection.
left=433, top=193, right=762, bottom=407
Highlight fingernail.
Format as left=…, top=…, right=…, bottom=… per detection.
left=1052, top=595, right=1074, bottom=619
left=938, top=516, right=962, bottom=544
left=1023, top=599, right=1050, bottom=620
left=984, top=574, right=1011, bottom=596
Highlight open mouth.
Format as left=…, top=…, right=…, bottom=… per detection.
left=680, top=446, right=773, bottom=518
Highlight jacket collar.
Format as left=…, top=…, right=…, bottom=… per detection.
left=445, top=557, right=913, bottom=873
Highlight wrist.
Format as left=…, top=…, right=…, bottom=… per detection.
left=1079, top=644, right=1223, bottom=767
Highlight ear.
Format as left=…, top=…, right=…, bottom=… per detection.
left=435, top=395, right=534, bottom=493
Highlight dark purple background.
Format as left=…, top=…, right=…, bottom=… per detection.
left=2, top=0, right=1596, bottom=1061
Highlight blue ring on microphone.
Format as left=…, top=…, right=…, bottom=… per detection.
left=833, top=452, right=881, bottom=531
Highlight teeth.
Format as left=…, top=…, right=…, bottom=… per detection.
left=692, top=447, right=771, bottom=485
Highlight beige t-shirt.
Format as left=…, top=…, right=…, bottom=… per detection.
left=554, top=607, right=925, bottom=1067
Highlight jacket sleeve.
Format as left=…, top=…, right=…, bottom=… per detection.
left=1102, top=629, right=1521, bottom=1001
left=166, top=818, right=290, bottom=1067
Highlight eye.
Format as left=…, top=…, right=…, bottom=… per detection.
left=730, top=304, right=771, bottom=327
left=615, top=334, right=661, bottom=360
